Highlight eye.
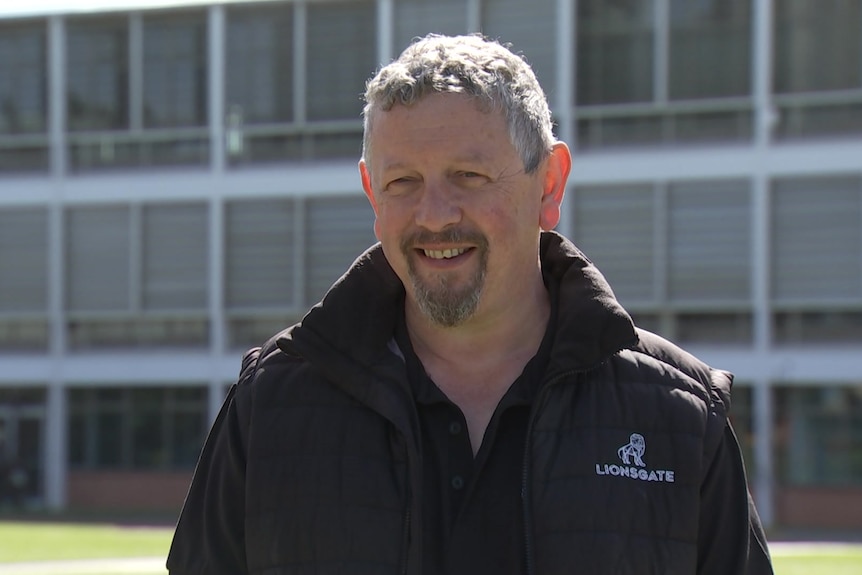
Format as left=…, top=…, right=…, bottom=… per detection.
left=454, top=171, right=488, bottom=188
left=384, top=176, right=418, bottom=195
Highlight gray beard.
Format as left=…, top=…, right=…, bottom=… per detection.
left=401, top=229, right=488, bottom=328
left=410, top=263, right=486, bottom=327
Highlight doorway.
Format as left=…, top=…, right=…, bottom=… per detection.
left=0, top=401, right=45, bottom=510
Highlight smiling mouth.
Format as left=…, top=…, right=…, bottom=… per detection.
left=422, top=248, right=469, bottom=260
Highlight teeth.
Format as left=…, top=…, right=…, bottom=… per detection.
left=424, top=248, right=467, bottom=259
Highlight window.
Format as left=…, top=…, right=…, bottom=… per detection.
left=66, top=16, right=129, bottom=131
left=575, top=0, right=753, bottom=150
left=480, top=0, right=557, bottom=106
left=65, top=203, right=209, bottom=349
left=68, top=386, right=208, bottom=470
left=668, top=181, right=751, bottom=303
left=225, top=1, right=371, bottom=165
left=143, top=12, right=207, bottom=128
left=771, top=176, right=862, bottom=303
left=773, top=0, right=862, bottom=140
left=225, top=3, right=293, bottom=125
left=572, top=179, right=753, bottom=344
left=67, top=11, right=210, bottom=170
left=0, top=208, right=49, bottom=351
left=775, top=385, right=862, bottom=486
left=0, top=20, right=48, bottom=172
left=772, top=175, right=862, bottom=344
left=224, top=195, right=375, bottom=349
left=394, top=0, right=468, bottom=54
left=304, top=196, right=377, bottom=305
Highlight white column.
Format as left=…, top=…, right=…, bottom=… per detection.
left=45, top=14, right=67, bottom=511
left=209, top=5, right=226, bottom=173
left=750, top=0, right=776, bottom=528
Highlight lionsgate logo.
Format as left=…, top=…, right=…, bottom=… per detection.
left=595, top=433, right=675, bottom=483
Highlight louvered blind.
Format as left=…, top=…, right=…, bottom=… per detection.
left=142, top=203, right=208, bottom=310
left=572, top=185, right=656, bottom=303
left=225, top=199, right=296, bottom=308
left=226, top=5, right=293, bottom=124
left=66, top=205, right=131, bottom=312
left=394, top=0, right=468, bottom=54
left=306, top=1, right=376, bottom=121
left=668, top=181, right=751, bottom=303
left=772, top=176, right=862, bottom=302
left=305, top=196, right=376, bottom=305
left=0, top=207, right=48, bottom=313
left=481, top=0, right=557, bottom=106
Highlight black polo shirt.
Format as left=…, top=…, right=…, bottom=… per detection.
left=393, top=293, right=556, bottom=575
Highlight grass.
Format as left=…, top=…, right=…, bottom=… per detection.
left=771, top=543, right=862, bottom=575
left=0, top=520, right=174, bottom=563
left=0, top=520, right=861, bottom=575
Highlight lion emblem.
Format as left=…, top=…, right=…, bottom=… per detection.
left=617, top=433, right=646, bottom=467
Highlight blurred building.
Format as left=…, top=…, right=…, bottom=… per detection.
left=0, top=0, right=860, bottom=530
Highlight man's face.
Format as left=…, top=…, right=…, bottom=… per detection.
left=360, top=92, right=562, bottom=328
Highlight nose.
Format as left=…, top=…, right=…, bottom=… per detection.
left=414, top=178, right=462, bottom=231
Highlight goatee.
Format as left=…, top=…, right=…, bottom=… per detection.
left=401, top=228, right=488, bottom=328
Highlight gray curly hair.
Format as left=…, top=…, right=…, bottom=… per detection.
left=362, top=34, right=555, bottom=174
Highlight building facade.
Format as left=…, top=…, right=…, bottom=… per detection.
left=0, top=0, right=860, bottom=530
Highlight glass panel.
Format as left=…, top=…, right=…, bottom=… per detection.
left=668, top=181, right=751, bottom=302
left=226, top=199, right=296, bottom=309
left=0, top=146, right=49, bottom=173
left=227, top=314, right=300, bottom=350
left=572, top=185, right=656, bottom=303
left=142, top=203, right=208, bottom=310
left=66, top=16, right=129, bottom=131
left=131, top=388, right=164, bottom=468
left=306, top=0, right=376, bottom=121
left=143, top=12, right=207, bottom=127
left=675, top=313, right=753, bottom=344
left=774, top=310, right=862, bottom=344
left=775, top=101, right=862, bottom=140
left=171, top=410, right=206, bottom=468
left=304, top=196, right=376, bottom=305
left=481, top=0, right=557, bottom=106
left=0, top=208, right=48, bottom=313
left=67, top=317, right=209, bottom=350
left=775, top=385, right=862, bottom=486
left=669, top=0, right=752, bottom=99
left=0, top=320, right=49, bottom=352
left=771, top=177, right=862, bottom=302
left=65, top=206, right=132, bottom=312
left=393, top=0, right=467, bottom=55
left=95, top=411, right=124, bottom=467
left=0, top=21, right=46, bottom=134
left=17, top=417, right=43, bottom=499
left=774, top=0, right=862, bottom=93
left=226, top=3, right=293, bottom=124
left=576, top=0, right=655, bottom=105
left=727, top=385, right=756, bottom=480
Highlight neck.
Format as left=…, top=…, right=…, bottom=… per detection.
left=405, top=270, right=550, bottom=454
left=405, top=269, right=550, bottom=382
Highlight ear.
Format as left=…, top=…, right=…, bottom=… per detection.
left=359, top=160, right=383, bottom=240
left=539, top=142, right=572, bottom=231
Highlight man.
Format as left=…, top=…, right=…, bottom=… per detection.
left=168, top=34, right=773, bottom=574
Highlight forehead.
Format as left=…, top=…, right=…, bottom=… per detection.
left=366, top=93, right=512, bottom=164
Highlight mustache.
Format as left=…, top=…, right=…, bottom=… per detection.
left=400, top=227, right=489, bottom=252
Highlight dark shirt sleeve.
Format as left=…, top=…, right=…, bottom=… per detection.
left=697, top=422, right=774, bottom=575
left=167, top=350, right=259, bottom=575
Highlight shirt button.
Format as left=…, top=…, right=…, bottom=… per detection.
left=451, top=475, right=465, bottom=490
left=449, top=421, right=463, bottom=435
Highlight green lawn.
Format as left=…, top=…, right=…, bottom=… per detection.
left=0, top=521, right=174, bottom=563
left=1, top=520, right=861, bottom=574
left=771, top=543, right=862, bottom=575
